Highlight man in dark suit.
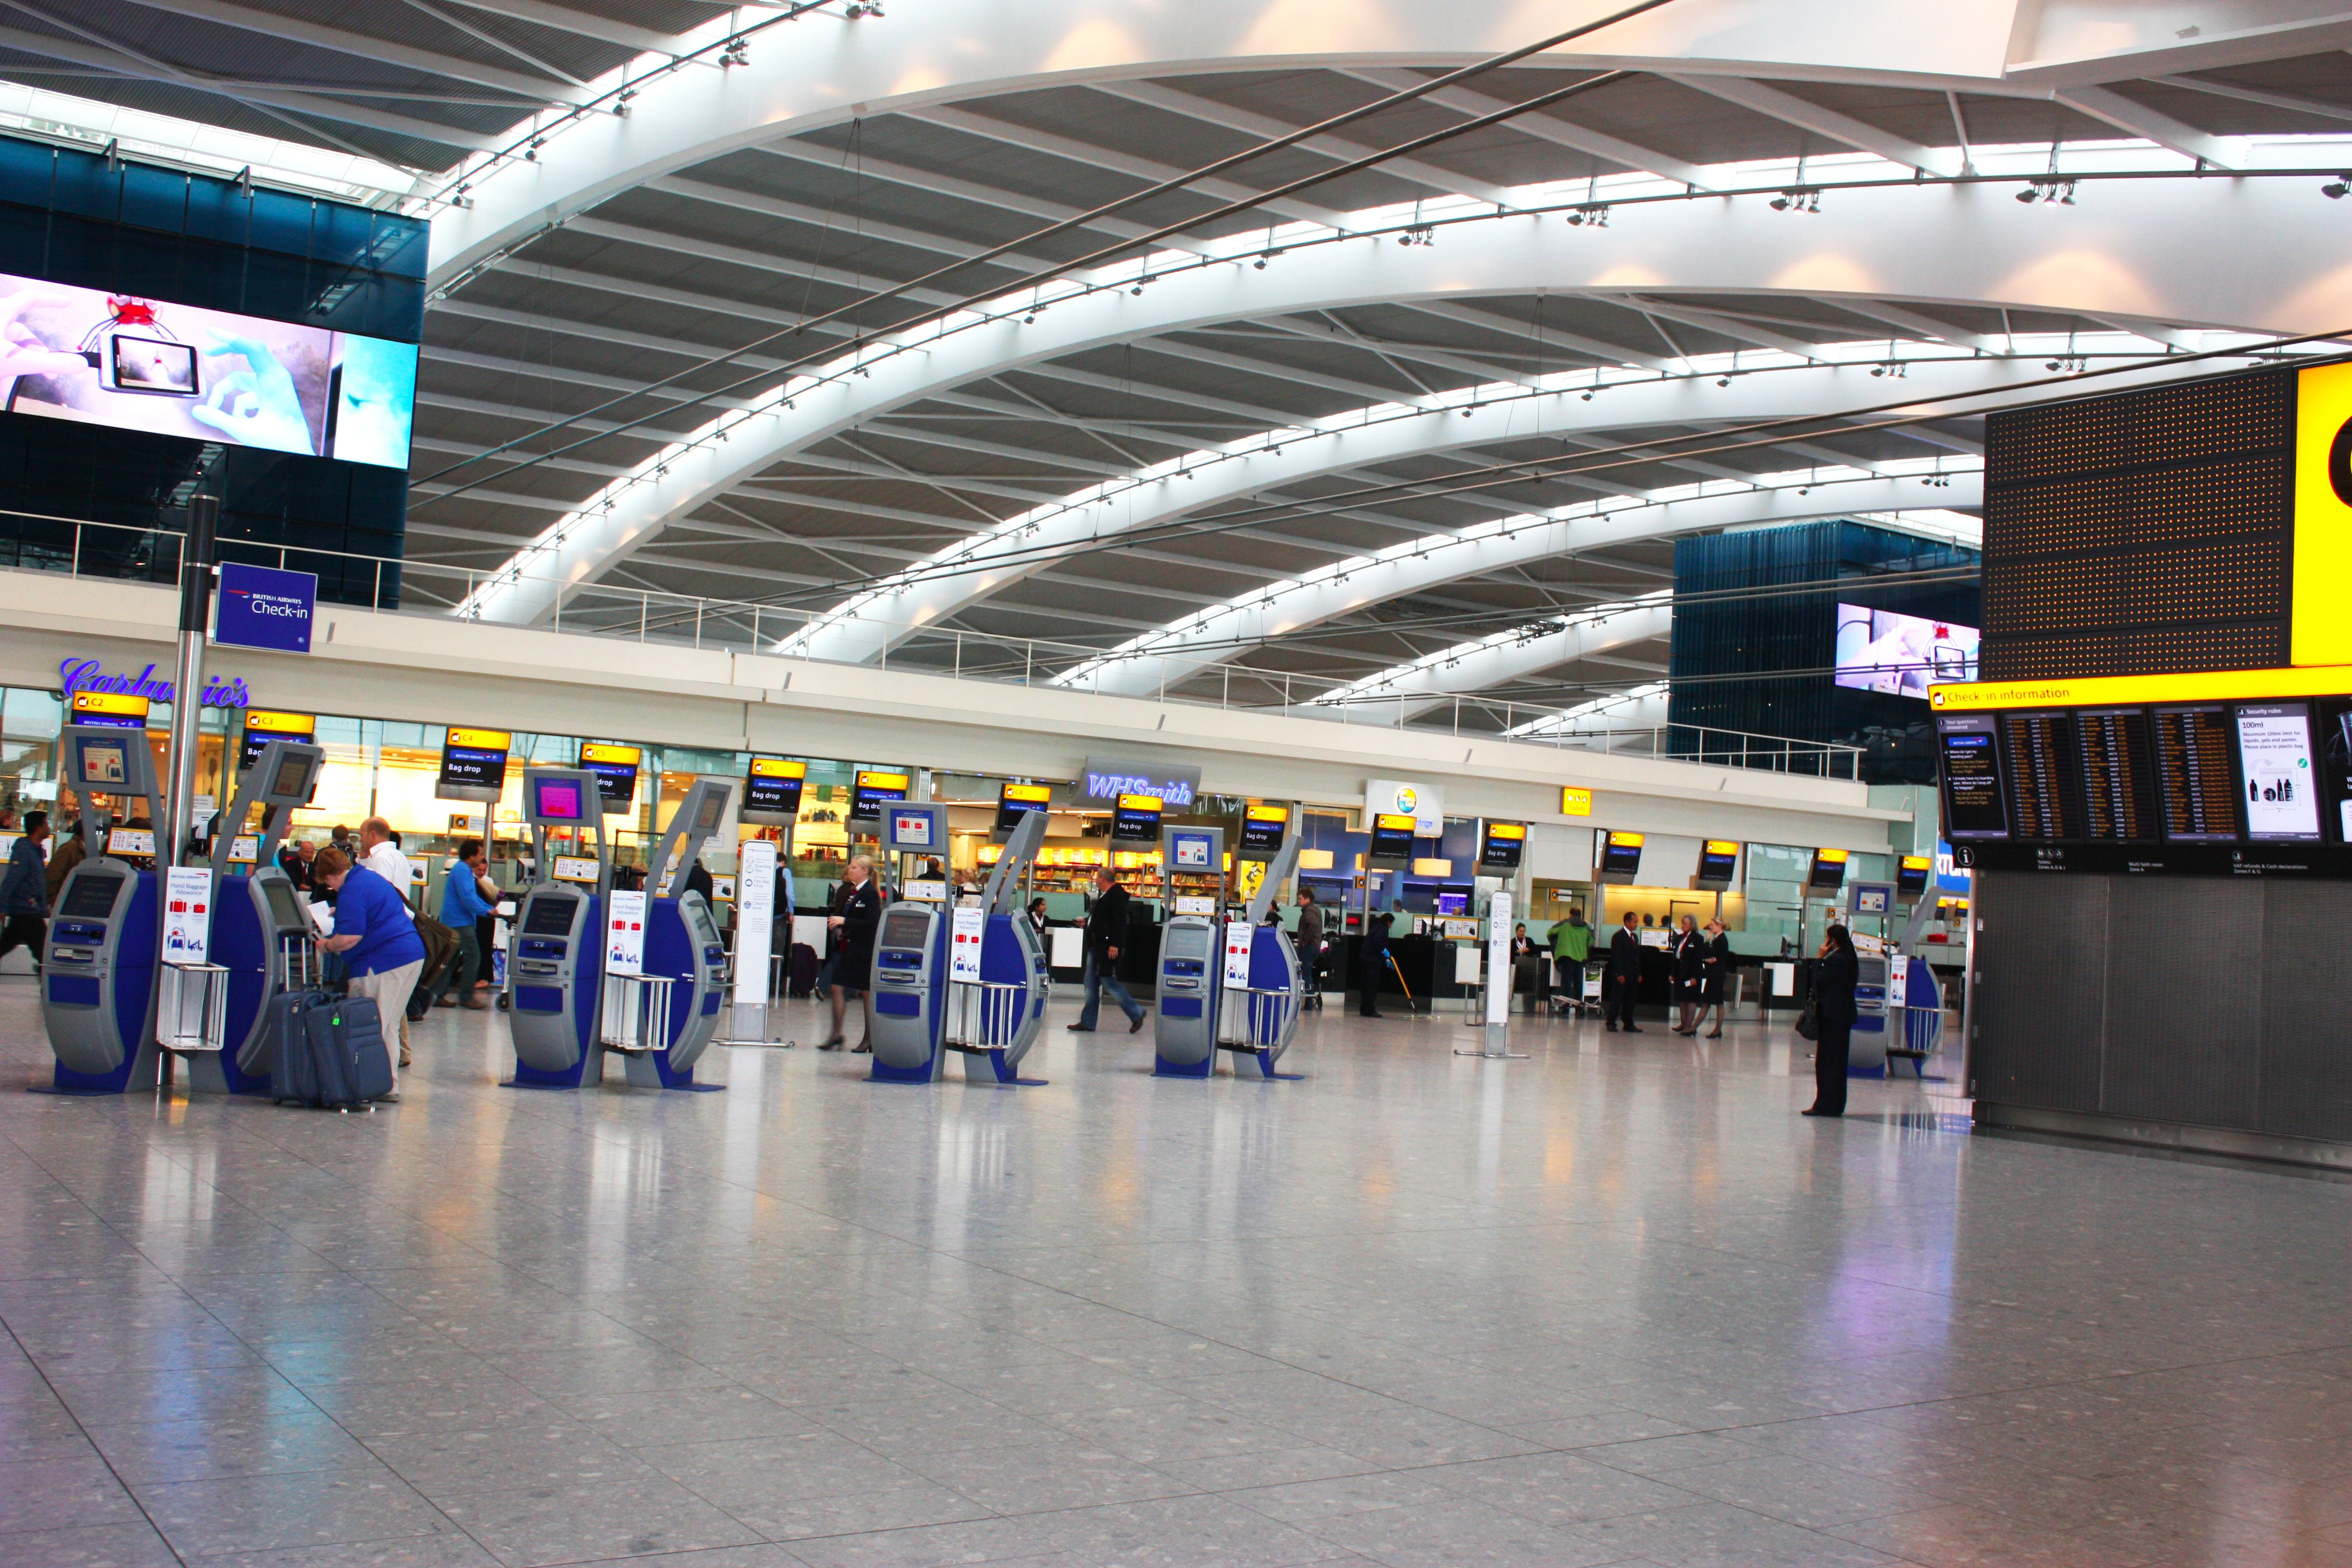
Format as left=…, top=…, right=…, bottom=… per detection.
left=1068, top=867, right=1145, bottom=1033
left=1605, top=910, right=1644, bottom=1032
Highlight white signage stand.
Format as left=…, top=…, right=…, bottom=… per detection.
left=1455, top=888, right=1528, bottom=1060
left=717, top=839, right=782, bottom=1046
left=158, top=865, right=227, bottom=1061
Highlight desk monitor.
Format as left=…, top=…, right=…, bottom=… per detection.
left=1696, top=840, right=1740, bottom=886
left=438, top=727, right=511, bottom=802
left=1238, top=803, right=1288, bottom=857
left=1896, top=855, right=1933, bottom=899
left=1477, top=820, right=1526, bottom=869
left=68, top=690, right=148, bottom=729
left=1111, top=794, right=1162, bottom=845
left=1367, top=813, right=1417, bottom=862
left=995, top=781, right=1052, bottom=836
left=742, top=757, right=806, bottom=824
left=1167, top=829, right=1214, bottom=871
left=1598, top=830, right=1643, bottom=881
left=238, top=710, right=315, bottom=775
left=851, top=769, right=910, bottom=823
left=579, top=743, right=641, bottom=812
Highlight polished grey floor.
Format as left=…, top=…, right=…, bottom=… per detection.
left=4, top=983, right=2352, bottom=1568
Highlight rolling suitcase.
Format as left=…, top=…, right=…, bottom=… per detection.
left=282, top=995, right=394, bottom=1109
left=266, top=988, right=333, bottom=1103
left=787, top=941, right=821, bottom=998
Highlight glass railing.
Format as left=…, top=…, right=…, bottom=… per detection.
left=0, top=508, right=1862, bottom=780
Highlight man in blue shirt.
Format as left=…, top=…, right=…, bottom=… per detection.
left=0, top=810, right=51, bottom=974
left=431, top=837, right=495, bottom=1010
left=312, top=846, right=427, bottom=1101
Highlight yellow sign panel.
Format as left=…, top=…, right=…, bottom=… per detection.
left=1485, top=821, right=1527, bottom=842
left=1901, top=854, right=1933, bottom=872
left=750, top=757, right=806, bottom=779
left=1705, top=840, right=1740, bottom=856
left=71, top=690, right=148, bottom=719
left=1374, top=812, right=1418, bottom=832
left=2295, top=361, right=2352, bottom=666
left=1559, top=786, right=1592, bottom=816
left=1931, top=663, right=2352, bottom=711
left=579, top=742, right=640, bottom=766
left=1607, top=830, right=1644, bottom=847
left=243, top=709, right=313, bottom=736
left=1816, top=847, right=1850, bottom=864
left=1118, top=793, right=1163, bottom=812
left=1245, top=803, right=1289, bottom=823
left=1002, top=782, right=1052, bottom=805
left=856, top=769, right=909, bottom=791
left=447, top=727, right=511, bottom=750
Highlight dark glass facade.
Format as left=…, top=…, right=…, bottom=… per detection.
left=1668, top=520, right=1980, bottom=783
left=0, top=137, right=426, bottom=605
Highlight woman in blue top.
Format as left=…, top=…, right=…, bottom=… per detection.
left=312, top=847, right=426, bottom=1101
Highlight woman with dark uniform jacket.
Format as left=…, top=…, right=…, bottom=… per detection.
left=1805, top=924, right=1861, bottom=1117
left=1698, top=918, right=1731, bottom=1039
left=1670, top=914, right=1707, bottom=1034
left=823, top=856, right=883, bottom=1052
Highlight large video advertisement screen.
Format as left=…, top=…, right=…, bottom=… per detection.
left=1834, top=605, right=1979, bottom=699
left=0, top=275, right=416, bottom=468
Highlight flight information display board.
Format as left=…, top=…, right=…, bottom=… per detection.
left=1935, top=690, right=2352, bottom=875
left=742, top=758, right=805, bottom=823
left=2073, top=708, right=2158, bottom=842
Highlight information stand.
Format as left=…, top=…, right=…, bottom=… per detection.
left=1455, top=888, right=1528, bottom=1060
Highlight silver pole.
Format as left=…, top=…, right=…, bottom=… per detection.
left=162, top=497, right=217, bottom=863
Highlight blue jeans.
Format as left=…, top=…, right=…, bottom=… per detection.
left=1076, top=952, right=1142, bottom=1028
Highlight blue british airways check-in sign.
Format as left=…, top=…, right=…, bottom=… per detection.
left=214, top=563, right=317, bottom=654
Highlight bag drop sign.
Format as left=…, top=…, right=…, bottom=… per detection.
left=606, top=890, right=646, bottom=976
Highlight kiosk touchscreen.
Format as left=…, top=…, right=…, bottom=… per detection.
left=43, top=725, right=168, bottom=1094
left=204, top=738, right=327, bottom=1095
left=505, top=768, right=611, bottom=1088
left=628, top=776, right=736, bottom=1089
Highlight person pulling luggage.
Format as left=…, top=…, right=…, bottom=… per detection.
left=308, top=847, right=426, bottom=1103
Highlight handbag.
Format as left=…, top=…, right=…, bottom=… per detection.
left=1793, top=1000, right=1819, bottom=1042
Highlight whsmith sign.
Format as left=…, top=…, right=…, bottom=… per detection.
left=59, top=657, right=251, bottom=710
left=1075, top=756, right=1201, bottom=808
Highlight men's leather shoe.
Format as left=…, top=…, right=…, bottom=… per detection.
left=1129, top=1014, right=1145, bottom=1033
left=1066, top=1024, right=1095, bottom=1032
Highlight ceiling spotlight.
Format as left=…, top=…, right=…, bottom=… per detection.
left=2019, top=178, right=2077, bottom=205
left=1770, top=188, right=1820, bottom=214
left=1580, top=390, right=1594, bottom=401
left=1565, top=203, right=1609, bottom=227
left=1716, top=377, right=1731, bottom=388
left=2324, top=176, right=2350, bottom=199
left=1398, top=224, right=1434, bottom=247
left=2016, top=186, right=2039, bottom=204
left=1253, top=258, right=1267, bottom=269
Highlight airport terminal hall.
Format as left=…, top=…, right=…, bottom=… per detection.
left=10, top=3, right=2352, bottom=1566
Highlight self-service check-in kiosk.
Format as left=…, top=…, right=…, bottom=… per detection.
left=1153, top=823, right=1223, bottom=1077
left=626, top=776, right=735, bottom=1089
left=867, top=802, right=951, bottom=1082
left=203, top=738, right=326, bottom=1095
left=42, top=725, right=169, bottom=1094
left=504, top=768, right=610, bottom=1088
left=1844, top=878, right=1896, bottom=1073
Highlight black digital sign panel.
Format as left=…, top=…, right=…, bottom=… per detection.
left=1937, top=714, right=2007, bottom=840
